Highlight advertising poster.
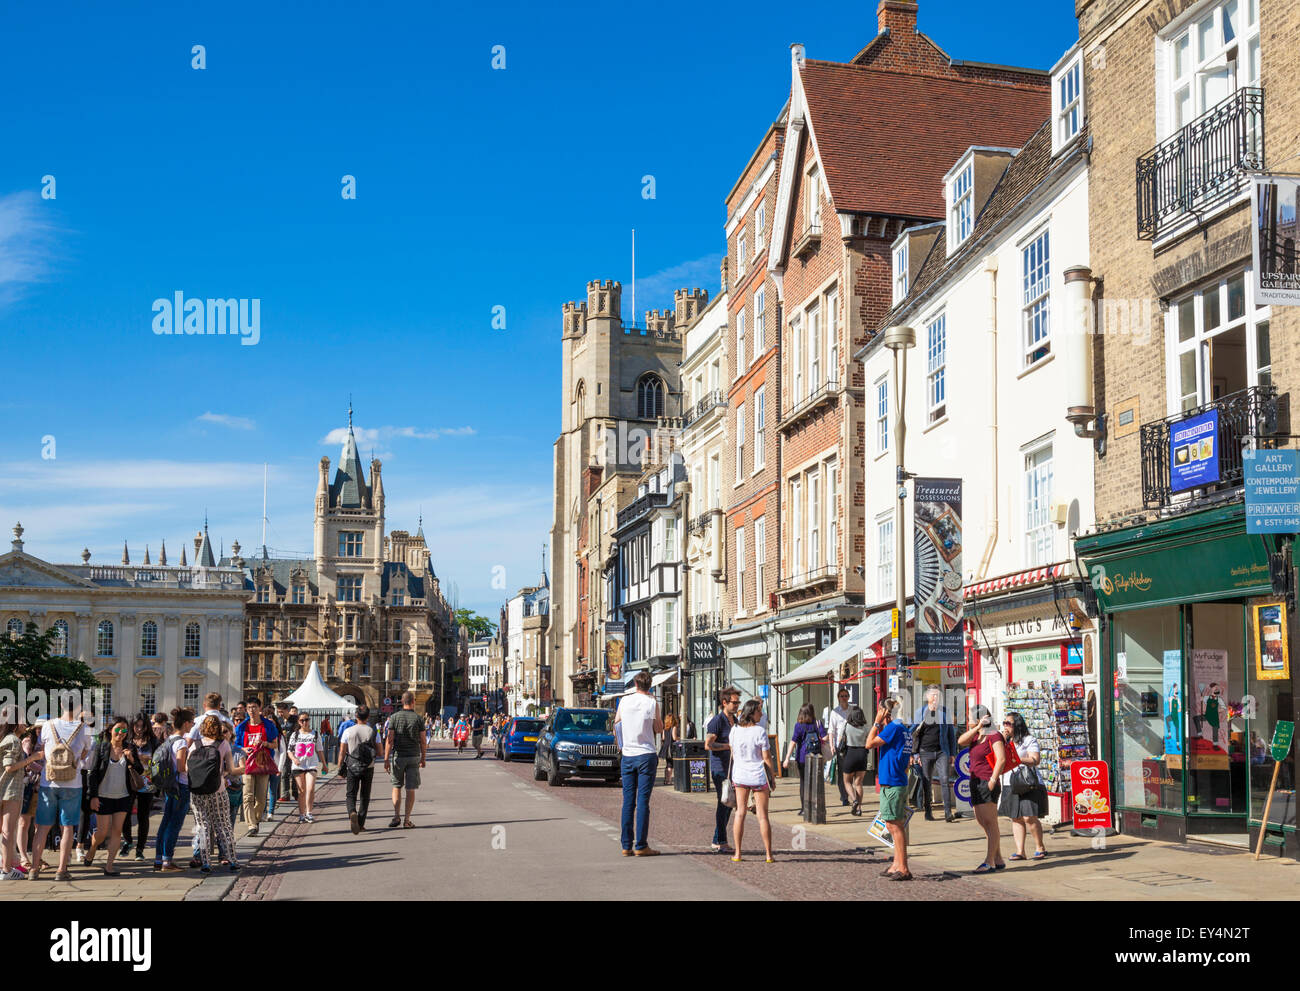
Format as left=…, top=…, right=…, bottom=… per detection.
left=1013, top=645, right=1059, bottom=683
left=1169, top=409, right=1220, bottom=493
left=1190, top=648, right=1230, bottom=752
left=913, top=477, right=964, bottom=663
left=1163, top=650, right=1182, bottom=757
left=1070, top=760, right=1113, bottom=830
left=1253, top=602, right=1290, bottom=681
left=1244, top=449, right=1300, bottom=533
left=604, top=622, right=626, bottom=689
left=1252, top=174, right=1300, bottom=306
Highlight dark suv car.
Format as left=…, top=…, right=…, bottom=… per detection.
left=533, top=707, right=620, bottom=786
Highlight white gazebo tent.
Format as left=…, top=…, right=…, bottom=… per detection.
left=283, top=661, right=357, bottom=761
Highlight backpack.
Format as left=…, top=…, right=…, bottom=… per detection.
left=46, top=721, right=83, bottom=783
left=188, top=738, right=223, bottom=795
left=345, top=729, right=376, bottom=774
left=148, top=734, right=180, bottom=797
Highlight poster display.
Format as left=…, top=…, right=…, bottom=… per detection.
left=1070, top=760, right=1113, bottom=830
left=1012, top=646, right=1059, bottom=683
left=604, top=622, right=626, bottom=690
left=1163, top=649, right=1183, bottom=757
left=1253, top=602, right=1291, bottom=681
left=913, top=477, right=963, bottom=663
left=1252, top=174, right=1300, bottom=306
left=1190, top=648, right=1230, bottom=753
left=1169, top=409, right=1220, bottom=493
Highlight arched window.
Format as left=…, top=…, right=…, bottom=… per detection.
left=51, top=619, right=69, bottom=656
left=140, top=620, right=158, bottom=657
left=97, top=620, right=114, bottom=657
left=6, top=618, right=22, bottom=640
left=637, top=375, right=664, bottom=418
left=574, top=381, right=586, bottom=430
left=184, top=621, right=202, bottom=658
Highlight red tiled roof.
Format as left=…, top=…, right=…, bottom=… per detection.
left=800, top=60, right=1050, bottom=219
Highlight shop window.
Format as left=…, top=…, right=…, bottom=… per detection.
left=1185, top=602, right=1247, bottom=817
left=1113, top=606, right=1183, bottom=813
left=1247, top=598, right=1295, bottom=828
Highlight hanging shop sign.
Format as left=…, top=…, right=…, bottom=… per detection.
left=1252, top=602, right=1291, bottom=681
left=687, top=635, right=723, bottom=668
left=1251, top=174, right=1300, bottom=306
left=605, top=622, right=626, bottom=685
left=1245, top=449, right=1300, bottom=533
left=1070, top=760, right=1112, bottom=830
left=1272, top=720, right=1295, bottom=763
left=914, top=477, right=964, bottom=663
left=1169, top=409, right=1220, bottom=493
left=783, top=627, right=833, bottom=651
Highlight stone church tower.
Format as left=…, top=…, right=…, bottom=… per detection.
left=549, top=280, right=707, bottom=701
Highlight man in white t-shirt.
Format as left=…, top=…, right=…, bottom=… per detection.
left=31, top=703, right=94, bottom=880
left=614, top=671, right=663, bottom=857
left=826, top=688, right=852, bottom=807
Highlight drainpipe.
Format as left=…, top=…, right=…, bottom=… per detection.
left=977, top=255, right=999, bottom=580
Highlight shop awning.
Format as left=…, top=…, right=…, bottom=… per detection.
left=773, top=606, right=913, bottom=686
left=617, top=667, right=678, bottom=696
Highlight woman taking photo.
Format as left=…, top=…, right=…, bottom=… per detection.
left=16, top=723, right=44, bottom=873
left=999, top=711, right=1048, bottom=860
left=839, top=705, right=871, bottom=816
left=957, top=704, right=1007, bottom=873
left=85, top=716, right=146, bottom=877
left=729, top=699, right=775, bottom=863
left=288, top=712, right=326, bottom=822
left=1, top=709, right=40, bottom=880
left=121, top=714, right=156, bottom=861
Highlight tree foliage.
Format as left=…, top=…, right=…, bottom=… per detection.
left=454, top=609, right=497, bottom=639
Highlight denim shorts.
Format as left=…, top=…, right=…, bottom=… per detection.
left=36, top=787, right=83, bottom=827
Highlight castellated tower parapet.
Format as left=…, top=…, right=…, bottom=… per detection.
left=643, top=309, right=677, bottom=338
left=562, top=300, right=588, bottom=339
left=673, top=288, right=709, bottom=327
left=586, top=280, right=622, bottom=319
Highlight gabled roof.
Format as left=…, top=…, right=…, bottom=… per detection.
left=797, top=61, right=1050, bottom=220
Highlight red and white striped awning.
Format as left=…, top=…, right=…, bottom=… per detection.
left=966, top=563, right=1069, bottom=599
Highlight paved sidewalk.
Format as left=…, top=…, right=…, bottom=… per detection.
left=3, top=777, right=332, bottom=902
left=663, top=765, right=1300, bottom=900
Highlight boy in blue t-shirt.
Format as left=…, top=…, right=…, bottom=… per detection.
left=866, top=698, right=911, bottom=880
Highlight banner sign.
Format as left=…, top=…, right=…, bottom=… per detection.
left=1169, top=409, right=1220, bottom=493
left=1163, top=650, right=1183, bottom=757
left=1245, top=449, right=1300, bottom=533
left=1252, top=602, right=1291, bottom=681
left=1272, top=720, right=1295, bottom=763
left=1252, top=174, right=1300, bottom=305
left=913, top=477, right=964, bottom=663
left=604, top=622, right=626, bottom=685
left=687, top=635, right=722, bottom=668
left=1012, top=645, right=1059, bottom=683
left=539, top=665, right=552, bottom=703
left=1070, top=760, right=1112, bottom=830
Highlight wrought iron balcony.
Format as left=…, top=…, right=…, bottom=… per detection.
left=686, top=511, right=714, bottom=536
left=777, top=564, right=840, bottom=594
left=780, top=380, right=840, bottom=432
left=1140, top=385, right=1279, bottom=509
left=689, top=612, right=721, bottom=634
left=616, top=491, right=670, bottom=529
left=1136, top=87, right=1264, bottom=241
left=682, top=389, right=727, bottom=428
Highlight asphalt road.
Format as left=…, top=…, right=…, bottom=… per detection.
left=245, top=741, right=765, bottom=900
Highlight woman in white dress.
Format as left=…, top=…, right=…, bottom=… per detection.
left=728, top=699, right=776, bottom=864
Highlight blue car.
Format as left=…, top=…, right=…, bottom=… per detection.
left=533, top=707, right=620, bottom=786
left=497, top=717, right=544, bottom=762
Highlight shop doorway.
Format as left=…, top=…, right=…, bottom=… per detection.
left=1185, top=602, right=1248, bottom=844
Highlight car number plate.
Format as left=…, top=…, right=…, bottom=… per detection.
left=588, top=759, right=613, bottom=767
left=523, top=736, right=537, bottom=742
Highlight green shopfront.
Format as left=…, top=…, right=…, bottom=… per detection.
left=1077, top=502, right=1299, bottom=856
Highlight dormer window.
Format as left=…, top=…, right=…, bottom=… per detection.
left=893, top=239, right=909, bottom=304
left=1051, top=48, right=1084, bottom=153
left=948, top=164, right=974, bottom=249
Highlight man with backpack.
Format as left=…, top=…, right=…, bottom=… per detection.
left=30, top=700, right=93, bottom=881
left=339, top=704, right=378, bottom=833
left=235, top=697, right=279, bottom=837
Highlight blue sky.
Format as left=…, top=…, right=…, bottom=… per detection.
left=0, top=0, right=1079, bottom=617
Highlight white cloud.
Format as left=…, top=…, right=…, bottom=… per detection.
left=320, top=425, right=477, bottom=446
left=0, top=191, right=59, bottom=308
left=198, top=412, right=256, bottom=430
left=1, top=459, right=277, bottom=491
left=629, top=252, right=723, bottom=321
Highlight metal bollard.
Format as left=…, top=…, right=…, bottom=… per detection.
left=803, top=753, right=827, bottom=824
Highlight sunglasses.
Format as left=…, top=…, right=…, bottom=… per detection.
left=112, top=727, right=127, bottom=734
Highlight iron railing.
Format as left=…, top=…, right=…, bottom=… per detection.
left=687, top=511, right=714, bottom=536
left=777, top=564, right=840, bottom=592
left=780, top=380, right=840, bottom=430
left=1140, top=385, right=1279, bottom=509
left=682, top=389, right=727, bottom=428
left=689, top=612, right=721, bottom=634
left=1136, top=87, right=1264, bottom=241
left=616, top=491, right=670, bottom=529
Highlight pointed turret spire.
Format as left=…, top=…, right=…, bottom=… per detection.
left=143, top=545, right=151, bottom=565
left=329, top=403, right=369, bottom=509
left=159, top=540, right=167, bottom=566
left=416, top=511, right=424, bottom=540
left=121, top=541, right=130, bottom=565
left=179, top=544, right=188, bottom=567
left=196, top=521, right=216, bottom=568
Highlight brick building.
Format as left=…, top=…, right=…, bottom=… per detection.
left=1073, top=0, right=1300, bottom=855
left=763, top=0, right=1050, bottom=733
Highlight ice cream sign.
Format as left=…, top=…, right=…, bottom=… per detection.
left=1169, top=409, right=1219, bottom=493
left=1070, top=760, right=1113, bottom=831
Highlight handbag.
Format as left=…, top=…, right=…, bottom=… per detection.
left=245, top=741, right=278, bottom=775
left=1011, top=762, right=1041, bottom=796
left=720, top=775, right=737, bottom=809
left=126, top=762, right=146, bottom=795
left=906, top=766, right=924, bottom=808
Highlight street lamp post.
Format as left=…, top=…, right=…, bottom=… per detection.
left=678, top=478, right=691, bottom=743
left=883, top=325, right=916, bottom=696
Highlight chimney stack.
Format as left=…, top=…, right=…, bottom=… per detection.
left=878, top=0, right=918, bottom=36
